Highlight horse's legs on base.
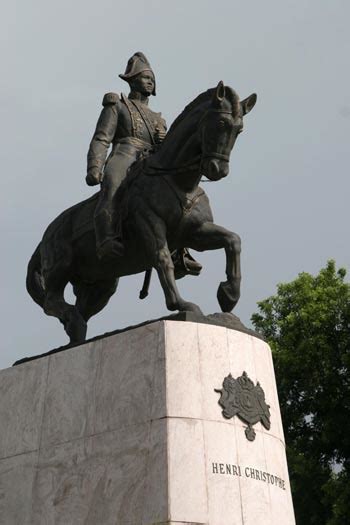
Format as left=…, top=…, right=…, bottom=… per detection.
left=157, top=246, right=203, bottom=314
left=137, top=214, right=202, bottom=314
left=155, top=245, right=202, bottom=314
left=74, top=278, right=119, bottom=322
left=188, top=222, right=241, bottom=312
left=43, top=277, right=87, bottom=343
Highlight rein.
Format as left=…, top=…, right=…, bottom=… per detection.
left=161, top=175, right=205, bottom=215
left=201, top=151, right=230, bottom=162
left=145, top=154, right=201, bottom=175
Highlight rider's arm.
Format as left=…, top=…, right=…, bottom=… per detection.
left=86, top=93, right=119, bottom=186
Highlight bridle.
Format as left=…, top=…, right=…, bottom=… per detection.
left=145, top=108, right=236, bottom=175
left=199, top=108, right=234, bottom=165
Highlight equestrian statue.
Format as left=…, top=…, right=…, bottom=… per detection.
left=26, top=52, right=257, bottom=343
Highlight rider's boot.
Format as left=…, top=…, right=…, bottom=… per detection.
left=173, top=248, right=202, bottom=279
left=95, top=210, right=124, bottom=260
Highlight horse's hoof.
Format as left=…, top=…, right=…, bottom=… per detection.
left=217, top=281, right=240, bottom=312
left=181, top=301, right=203, bottom=315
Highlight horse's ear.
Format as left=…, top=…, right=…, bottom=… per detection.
left=213, top=81, right=225, bottom=106
left=241, top=93, right=257, bottom=115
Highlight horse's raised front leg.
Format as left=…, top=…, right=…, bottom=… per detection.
left=136, top=213, right=202, bottom=315
left=188, top=221, right=241, bottom=312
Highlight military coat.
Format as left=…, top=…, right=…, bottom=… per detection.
left=87, top=92, right=167, bottom=182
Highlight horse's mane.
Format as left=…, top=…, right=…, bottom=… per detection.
left=167, top=88, right=215, bottom=135
left=165, top=85, right=239, bottom=140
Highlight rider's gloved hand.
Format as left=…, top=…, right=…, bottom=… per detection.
left=86, top=170, right=103, bottom=186
left=154, top=126, right=166, bottom=144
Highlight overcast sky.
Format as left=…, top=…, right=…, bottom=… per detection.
left=0, top=0, right=349, bottom=369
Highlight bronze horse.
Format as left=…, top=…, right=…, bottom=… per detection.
left=26, top=82, right=256, bottom=343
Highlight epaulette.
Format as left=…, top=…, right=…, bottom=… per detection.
left=102, top=92, right=119, bottom=106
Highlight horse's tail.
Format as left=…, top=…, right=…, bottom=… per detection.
left=26, top=243, right=46, bottom=308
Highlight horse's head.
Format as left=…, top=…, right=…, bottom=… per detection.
left=199, top=82, right=257, bottom=181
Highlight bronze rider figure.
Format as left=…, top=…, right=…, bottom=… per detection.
left=86, top=52, right=201, bottom=276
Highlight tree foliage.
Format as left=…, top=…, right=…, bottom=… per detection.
left=251, top=261, right=350, bottom=524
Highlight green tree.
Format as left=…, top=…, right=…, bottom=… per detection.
left=251, top=261, right=350, bottom=524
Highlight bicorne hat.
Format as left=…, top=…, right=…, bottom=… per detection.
left=119, top=52, right=156, bottom=95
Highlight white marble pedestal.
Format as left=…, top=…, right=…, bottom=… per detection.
left=0, top=320, right=295, bottom=524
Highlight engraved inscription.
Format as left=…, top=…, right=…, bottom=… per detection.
left=211, top=462, right=286, bottom=490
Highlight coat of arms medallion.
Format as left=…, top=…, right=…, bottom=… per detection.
left=215, top=371, right=271, bottom=441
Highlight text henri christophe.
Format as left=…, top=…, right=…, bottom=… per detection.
left=212, top=462, right=286, bottom=490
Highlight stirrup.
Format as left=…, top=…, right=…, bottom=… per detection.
left=173, top=248, right=202, bottom=279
